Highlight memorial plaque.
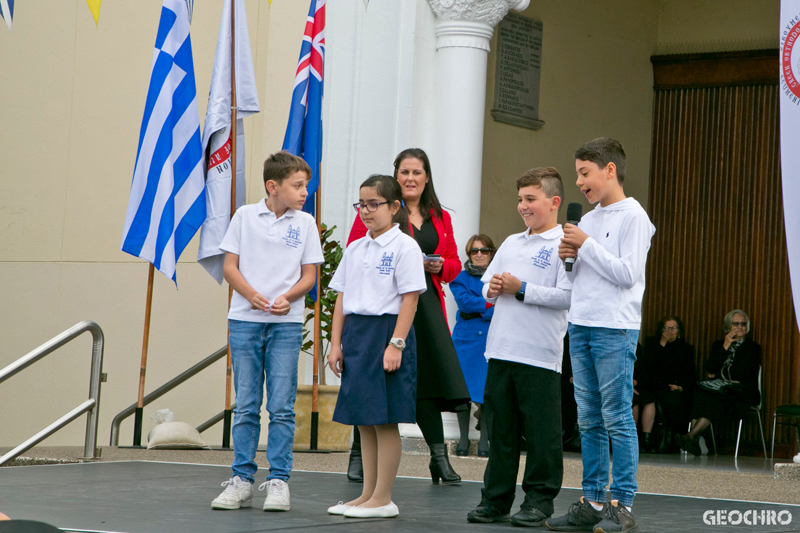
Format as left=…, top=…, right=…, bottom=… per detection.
left=491, top=13, right=544, bottom=130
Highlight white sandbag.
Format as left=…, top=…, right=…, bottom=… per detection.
left=147, top=409, right=210, bottom=450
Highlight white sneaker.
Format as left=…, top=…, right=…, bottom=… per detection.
left=211, top=476, right=253, bottom=510
left=259, top=479, right=290, bottom=511
left=698, top=436, right=709, bottom=455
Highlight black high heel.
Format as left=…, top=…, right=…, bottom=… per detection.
left=429, top=443, right=461, bottom=484
left=346, top=442, right=363, bottom=482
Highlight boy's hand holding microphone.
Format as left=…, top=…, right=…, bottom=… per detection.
left=559, top=203, right=587, bottom=269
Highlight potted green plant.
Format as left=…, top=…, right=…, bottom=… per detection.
left=293, top=223, right=351, bottom=450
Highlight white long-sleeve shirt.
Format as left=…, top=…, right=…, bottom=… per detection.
left=481, top=225, right=572, bottom=372
left=568, top=197, right=656, bottom=330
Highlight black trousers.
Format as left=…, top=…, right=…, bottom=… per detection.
left=481, top=359, right=563, bottom=515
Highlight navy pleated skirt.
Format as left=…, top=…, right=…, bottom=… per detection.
left=332, top=314, right=417, bottom=426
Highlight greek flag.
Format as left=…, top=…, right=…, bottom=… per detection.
left=121, top=0, right=205, bottom=283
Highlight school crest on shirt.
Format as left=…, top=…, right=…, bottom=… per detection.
left=532, top=246, right=553, bottom=269
left=283, top=225, right=302, bottom=248
left=377, top=252, right=395, bottom=275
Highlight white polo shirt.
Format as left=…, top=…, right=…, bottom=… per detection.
left=220, top=199, right=324, bottom=323
left=330, top=224, right=426, bottom=316
left=568, top=198, right=655, bottom=330
left=481, top=225, right=572, bottom=372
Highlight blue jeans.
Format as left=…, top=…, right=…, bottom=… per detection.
left=229, top=320, right=302, bottom=483
left=568, top=324, right=639, bottom=507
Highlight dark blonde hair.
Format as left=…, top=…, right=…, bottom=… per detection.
left=516, top=167, right=565, bottom=208
left=263, top=151, right=311, bottom=186
left=359, top=175, right=411, bottom=236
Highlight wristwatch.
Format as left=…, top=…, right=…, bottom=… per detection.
left=515, top=281, right=527, bottom=302
left=389, top=337, right=406, bottom=350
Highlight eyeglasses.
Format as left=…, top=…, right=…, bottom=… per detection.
left=731, top=321, right=747, bottom=327
left=468, top=247, right=493, bottom=256
left=662, top=326, right=678, bottom=332
left=353, top=201, right=389, bottom=213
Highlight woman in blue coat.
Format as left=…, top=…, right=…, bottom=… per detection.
left=451, top=234, right=495, bottom=456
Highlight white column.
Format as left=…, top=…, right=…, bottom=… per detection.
left=427, top=0, right=530, bottom=257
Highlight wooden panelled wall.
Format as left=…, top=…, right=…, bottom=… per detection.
left=645, top=50, right=800, bottom=457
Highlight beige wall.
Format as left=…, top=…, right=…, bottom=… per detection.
left=479, top=0, right=780, bottom=244
left=0, top=0, right=309, bottom=447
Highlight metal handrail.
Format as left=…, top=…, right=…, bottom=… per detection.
left=0, top=321, right=105, bottom=466
left=196, top=402, right=237, bottom=434
left=109, top=346, right=227, bottom=446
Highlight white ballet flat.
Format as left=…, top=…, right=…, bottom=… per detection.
left=327, top=502, right=355, bottom=515
left=343, top=502, right=399, bottom=518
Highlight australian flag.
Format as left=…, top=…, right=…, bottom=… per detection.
left=283, top=0, right=325, bottom=216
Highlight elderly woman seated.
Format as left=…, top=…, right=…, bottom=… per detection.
left=677, top=309, right=762, bottom=456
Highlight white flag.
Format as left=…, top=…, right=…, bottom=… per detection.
left=781, top=0, right=800, bottom=331
left=197, top=0, right=260, bottom=284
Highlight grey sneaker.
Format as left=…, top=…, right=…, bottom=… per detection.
left=211, top=476, right=253, bottom=510
left=260, top=479, right=290, bottom=511
left=545, top=497, right=604, bottom=531
left=593, top=500, right=639, bottom=533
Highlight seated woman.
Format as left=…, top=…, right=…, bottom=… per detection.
left=450, top=234, right=495, bottom=457
left=678, top=309, right=762, bottom=456
left=634, top=316, right=695, bottom=452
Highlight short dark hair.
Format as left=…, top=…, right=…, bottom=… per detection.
left=263, top=151, right=311, bottom=187
left=359, top=174, right=411, bottom=236
left=516, top=167, right=565, bottom=208
left=574, top=137, right=627, bottom=183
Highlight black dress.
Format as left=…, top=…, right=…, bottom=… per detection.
left=690, top=338, right=762, bottom=424
left=638, top=336, right=696, bottom=434
left=412, top=219, right=471, bottom=411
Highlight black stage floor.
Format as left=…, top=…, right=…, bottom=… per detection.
left=1, top=461, right=798, bottom=532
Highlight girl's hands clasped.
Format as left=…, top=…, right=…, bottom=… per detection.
left=384, top=345, right=402, bottom=372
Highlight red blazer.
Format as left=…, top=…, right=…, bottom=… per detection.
left=346, top=210, right=460, bottom=321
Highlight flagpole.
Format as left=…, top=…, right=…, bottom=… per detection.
left=222, top=0, right=238, bottom=450
left=133, top=263, right=155, bottom=447
left=311, top=175, right=322, bottom=451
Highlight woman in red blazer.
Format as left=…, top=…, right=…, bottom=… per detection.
left=346, top=148, right=470, bottom=485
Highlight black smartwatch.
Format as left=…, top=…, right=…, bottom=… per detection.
left=515, top=281, right=527, bottom=302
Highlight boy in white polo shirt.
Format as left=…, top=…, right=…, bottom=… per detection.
left=466, top=167, right=571, bottom=527
left=548, top=138, right=655, bottom=533
left=211, top=151, right=324, bottom=512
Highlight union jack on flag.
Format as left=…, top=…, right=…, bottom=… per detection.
left=283, top=0, right=325, bottom=216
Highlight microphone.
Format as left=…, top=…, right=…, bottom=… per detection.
left=565, top=203, right=582, bottom=272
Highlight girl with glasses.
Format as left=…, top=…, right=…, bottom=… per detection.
left=346, top=148, right=470, bottom=485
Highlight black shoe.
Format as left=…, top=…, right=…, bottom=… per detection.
left=477, top=449, right=490, bottom=458
left=456, top=442, right=469, bottom=456
left=346, top=442, right=363, bottom=482
left=638, top=433, right=652, bottom=453
left=510, top=507, right=548, bottom=527
left=545, top=497, right=604, bottom=531
left=680, top=435, right=702, bottom=456
left=593, top=500, right=639, bottom=532
left=429, top=443, right=461, bottom=484
left=467, top=504, right=511, bottom=523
